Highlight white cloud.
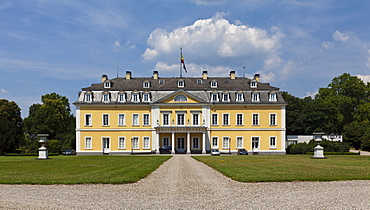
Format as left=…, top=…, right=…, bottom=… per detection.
left=333, top=30, right=349, bottom=42
left=115, top=40, right=121, bottom=47
left=321, top=41, right=333, bottom=49
left=191, top=0, right=226, bottom=5
left=356, top=75, right=370, bottom=83
left=1, top=88, right=7, bottom=93
left=0, top=0, right=12, bottom=10
left=366, top=49, right=370, bottom=69
left=304, top=91, right=318, bottom=98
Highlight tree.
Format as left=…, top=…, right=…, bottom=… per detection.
left=23, top=93, right=75, bottom=153
left=0, top=99, right=23, bottom=155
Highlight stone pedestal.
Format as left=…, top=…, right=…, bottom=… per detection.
left=312, top=145, right=325, bottom=159
left=38, top=146, right=49, bottom=159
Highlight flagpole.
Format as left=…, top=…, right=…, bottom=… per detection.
left=180, top=47, right=182, bottom=78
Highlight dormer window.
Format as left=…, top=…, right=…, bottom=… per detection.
left=197, top=79, right=203, bottom=84
left=143, top=81, right=150, bottom=88
left=250, top=80, right=257, bottom=88
left=118, top=92, right=126, bottom=102
left=211, top=92, right=219, bottom=102
left=178, top=80, right=184, bottom=87
left=174, top=94, right=187, bottom=102
left=143, top=92, right=151, bottom=102
left=159, top=79, right=164, bottom=84
left=236, top=92, right=244, bottom=102
left=104, top=81, right=111, bottom=88
left=269, top=92, right=277, bottom=102
left=222, top=92, right=230, bottom=102
left=102, top=92, right=110, bottom=103
left=131, top=92, right=140, bottom=102
left=85, top=92, right=92, bottom=103
left=252, top=92, right=260, bottom=102
left=211, top=80, right=218, bottom=88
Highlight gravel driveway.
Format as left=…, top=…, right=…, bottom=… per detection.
left=1, top=155, right=369, bottom=209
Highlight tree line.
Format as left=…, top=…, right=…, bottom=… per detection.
left=0, top=73, right=369, bottom=154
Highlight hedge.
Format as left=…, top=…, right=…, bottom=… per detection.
left=305, top=152, right=360, bottom=155
left=4, top=153, right=59, bottom=156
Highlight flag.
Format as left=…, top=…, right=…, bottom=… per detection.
left=180, top=52, right=187, bottom=73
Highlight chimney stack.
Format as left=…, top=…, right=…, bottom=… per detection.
left=254, top=74, right=260, bottom=82
left=126, top=71, right=132, bottom=80
left=102, top=74, right=108, bottom=82
left=202, top=71, right=208, bottom=79
left=153, top=71, right=158, bottom=79
left=230, top=71, right=236, bottom=79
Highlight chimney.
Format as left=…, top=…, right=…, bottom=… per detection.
left=126, top=71, right=132, bottom=80
left=230, top=71, right=236, bottom=79
left=102, top=74, right=108, bottom=82
left=153, top=71, right=159, bottom=79
left=202, top=71, right=208, bottom=79
left=254, top=74, right=260, bottom=82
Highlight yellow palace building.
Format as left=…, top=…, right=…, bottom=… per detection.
left=74, top=71, right=287, bottom=155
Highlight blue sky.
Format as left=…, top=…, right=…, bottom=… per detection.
left=1, top=0, right=370, bottom=117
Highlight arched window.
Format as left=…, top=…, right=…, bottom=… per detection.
left=174, top=94, right=187, bottom=102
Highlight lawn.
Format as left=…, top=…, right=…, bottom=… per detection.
left=0, top=155, right=171, bottom=184
left=193, top=155, right=370, bottom=182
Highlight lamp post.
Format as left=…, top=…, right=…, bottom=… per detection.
left=131, top=137, right=134, bottom=155
left=37, top=134, right=49, bottom=160
left=229, top=137, right=231, bottom=155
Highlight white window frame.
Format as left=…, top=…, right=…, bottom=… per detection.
left=143, top=137, right=150, bottom=149
left=102, top=114, right=110, bottom=126
left=118, top=137, right=126, bottom=149
left=85, top=137, right=92, bottom=149
left=252, top=92, right=260, bottom=102
left=211, top=80, right=218, bottom=88
left=270, top=136, right=277, bottom=149
left=174, top=94, right=187, bottom=102
left=211, top=113, right=218, bottom=126
left=85, top=93, right=92, bottom=102
left=143, top=113, right=150, bottom=126
left=252, top=113, right=259, bottom=126
left=143, top=93, right=150, bottom=102
left=85, top=114, right=92, bottom=126
left=252, top=137, right=260, bottom=149
left=269, top=92, right=277, bottom=102
left=236, top=113, right=243, bottom=126
left=250, top=80, right=257, bottom=88
left=118, top=114, right=125, bottom=126
left=237, top=137, right=243, bottom=149
left=192, top=113, right=200, bottom=126
left=132, top=137, right=139, bottom=149
left=162, top=112, right=170, bottom=126
left=222, top=137, right=230, bottom=149
left=236, top=92, right=244, bottom=102
left=178, top=80, right=184, bottom=87
left=143, top=81, right=150, bottom=88
left=132, top=113, right=139, bottom=126
left=177, top=112, right=185, bottom=126
left=104, top=82, right=111, bottom=88
left=162, top=137, right=170, bottom=147
left=118, top=93, right=125, bottom=102
left=102, top=93, right=110, bottom=103
left=212, top=137, right=218, bottom=148
left=192, top=137, right=200, bottom=149
left=132, top=93, right=139, bottom=102
left=222, top=93, right=230, bottom=102
left=270, top=113, right=277, bottom=126
left=211, top=93, right=219, bottom=102
left=222, top=113, right=230, bottom=126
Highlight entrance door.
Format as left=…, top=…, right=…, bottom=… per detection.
left=103, top=137, right=110, bottom=154
left=177, top=137, right=185, bottom=152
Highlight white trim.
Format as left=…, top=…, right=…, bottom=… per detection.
left=222, top=136, right=230, bottom=149
left=84, top=113, right=92, bottom=126
left=118, top=113, right=126, bottom=126
left=252, top=113, right=259, bottom=126
left=209, top=128, right=285, bottom=131
left=143, top=136, right=150, bottom=149
left=222, top=113, right=230, bottom=126
left=236, top=136, right=243, bottom=149
left=236, top=113, right=243, bottom=126
left=143, top=113, right=150, bottom=126
left=76, top=106, right=81, bottom=152
left=102, top=113, right=110, bottom=126
left=118, top=136, right=126, bottom=149
left=85, top=136, right=92, bottom=149
left=251, top=136, right=260, bottom=150
left=192, top=137, right=200, bottom=149
left=270, top=113, right=277, bottom=126
left=281, top=106, right=286, bottom=150
left=76, top=128, right=154, bottom=131
left=132, top=136, right=139, bottom=149
left=269, top=136, right=277, bottom=149
left=132, top=113, right=139, bottom=126
left=102, top=136, right=111, bottom=153
left=211, top=136, right=218, bottom=148
left=211, top=113, right=218, bottom=126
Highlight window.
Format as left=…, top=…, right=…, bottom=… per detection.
left=197, top=79, right=202, bottom=84
left=174, top=94, right=187, bottom=102
left=178, top=80, right=184, bottom=87
left=223, top=137, right=230, bottom=149
left=250, top=80, right=257, bottom=88
left=102, top=114, right=109, bottom=126
left=143, top=137, right=150, bottom=149
left=163, top=113, right=169, bottom=126
left=212, top=137, right=218, bottom=148
left=192, top=137, right=199, bottom=149
left=118, top=93, right=125, bottom=102
left=132, top=93, right=139, bottom=102
left=118, top=137, right=125, bottom=149
left=132, top=137, right=139, bottom=149
left=211, top=80, right=217, bottom=88
left=143, top=93, right=150, bottom=102
left=159, top=79, right=164, bottom=84
left=85, top=93, right=92, bottom=102
left=177, top=113, right=185, bottom=126
left=132, top=114, right=139, bottom=126
left=211, top=93, right=219, bottom=102
left=163, top=137, right=170, bottom=147
left=104, top=82, right=111, bottom=88
left=237, top=137, right=243, bottom=148
left=192, top=113, right=199, bottom=126
left=223, top=93, right=230, bottom=102
left=252, top=113, right=259, bottom=126
left=85, top=114, right=92, bottom=126
left=236, top=113, right=243, bottom=126
left=270, top=113, right=277, bottom=126
left=85, top=137, right=92, bottom=149
left=252, top=137, right=259, bottom=149
left=223, top=113, right=229, bottom=126
left=102, top=93, right=110, bottom=102
left=143, top=114, right=150, bottom=126
left=270, top=137, right=276, bottom=148
left=269, top=92, right=277, bottom=102
left=236, top=92, right=244, bottom=102
left=212, top=114, right=218, bottom=125
left=252, top=93, right=260, bottom=102
left=143, top=81, right=150, bottom=88
left=118, top=114, right=125, bottom=126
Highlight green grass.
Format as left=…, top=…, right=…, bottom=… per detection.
left=0, top=155, right=171, bottom=184
left=193, top=155, right=370, bottom=182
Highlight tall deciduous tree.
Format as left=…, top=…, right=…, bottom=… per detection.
left=0, top=99, right=23, bottom=154
left=24, top=93, right=75, bottom=152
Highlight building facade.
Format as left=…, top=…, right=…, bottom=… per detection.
left=74, top=71, right=287, bottom=155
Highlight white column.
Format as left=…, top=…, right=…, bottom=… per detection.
left=156, top=132, right=160, bottom=154
left=171, top=132, right=175, bottom=154
left=281, top=105, right=286, bottom=152
left=202, top=132, right=206, bottom=154
left=187, top=132, right=190, bottom=154
left=75, top=106, right=81, bottom=153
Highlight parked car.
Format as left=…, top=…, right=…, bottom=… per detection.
left=63, top=149, right=77, bottom=155
left=237, top=148, right=248, bottom=155
left=159, top=146, right=172, bottom=154
left=211, top=149, right=220, bottom=156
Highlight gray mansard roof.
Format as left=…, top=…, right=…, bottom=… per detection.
left=75, top=74, right=287, bottom=105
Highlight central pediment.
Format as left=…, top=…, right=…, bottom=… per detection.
left=154, top=89, right=208, bottom=104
